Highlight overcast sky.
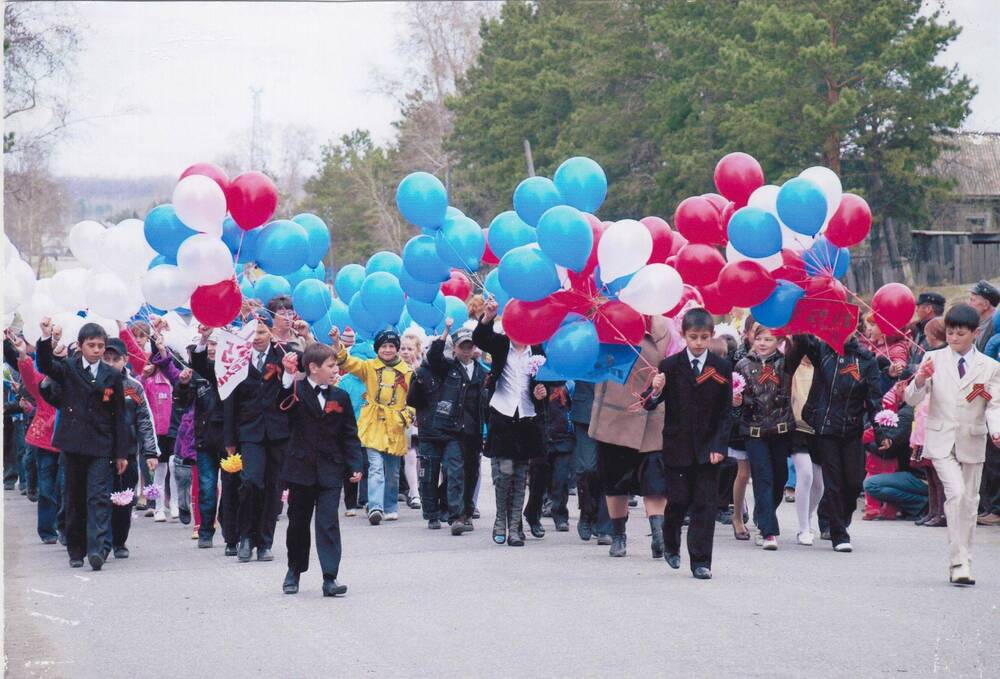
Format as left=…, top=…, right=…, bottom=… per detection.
left=42, top=0, right=1000, bottom=178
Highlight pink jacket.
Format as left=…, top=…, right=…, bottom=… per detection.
left=142, top=367, right=174, bottom=436
left=18, top=357, right=58, bottom=453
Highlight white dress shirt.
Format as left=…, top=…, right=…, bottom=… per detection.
left=951, top=345, right=976, bottom=376
left=687, top=348, right=707, bottom=375
left=252, top=347, right=269, bottom=372
left=489, top=345, right=536, bottom=418
left=83, top=358, right=100, bottom=380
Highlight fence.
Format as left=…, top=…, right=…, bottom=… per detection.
left=954, top=242, right=1000, bottom=284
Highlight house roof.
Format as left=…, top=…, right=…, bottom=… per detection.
left=934, top=131, right=1000, bottom=197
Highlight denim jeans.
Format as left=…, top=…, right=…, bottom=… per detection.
left=863, top=471, right=928, bottom=518
left=786, top=457, right=797, bottom=490
left=417, top=438, right=464, bottom=522
left=197, top=447, right=241, bottom=544
left=11, top=420, right=33, bottom=491
left=366, top=448, right=401, bottom=514
left=36, top=452, right=63, bottom=541
left=745, top=435, right=791, bottom=537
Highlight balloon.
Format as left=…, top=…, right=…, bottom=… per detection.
left=240, top=277, right=255, bottom=299
left=435, top=216, right=484, bottom=271
left=83, top=312, right=118, bottom=339
left=172, top=174, right=227, bottom=234
left=780, top=224, right=814, bottom=252
left=144, top=205, right=199, bottom=259
left=86, top=271, right=136, bottom=321
left=292, top=213, right=331, bottom=268
left=747, top=184, right=780, bottom=213
left=597, top=219, right=652, bottom=284
left=777, top=178, right=827, bottom=237
left=191, top=278, right=242, bottom=328
left=552, top=156, right=607, bottom=214
left=803, top=236, right=851, bottom=279
left=99, top=221, right=154, bottom=278
left=446, top=206, right=465, bottom=220
left=595, top=267, right=634, bottom=300
left=804, top=275, right=849, bottom=303
left=406, top=294, right=446, bottom=331
left=871, top=283, right=916, bottom=337
left=702, top=193, right=727, bottom=212
left=727, top=207, right=782, bottom=258
left=618, top=263, right=684, bottom=315
left=714, top=152, right=765, bottom=208
left=359, top=272, right=405, bottom=326
left=483, top=269, right=511, bottom=313
left=482, top=229, right=500, bottom=265
left=799, top=166, right=842, bottom=223
left=52, top=311, right=84, bottom=345
left=176, top=233, right=234, bottom=285
left=228, top=172, right=278, bottom=230
left=718, top=261, right=776, bottom=308
left=546, top=318, right=600, bottom=378
left=51, top=267, right=91, bottom=312
left=536, top=205, right=592, bottom=272
left=3, top=275, right=24, bottom=313
left=349, top=292, right=381, bottom=335
left=668, top=231, right=688, bottom=258
left=366, top=251, right=404, bottom=278
left=502, top=298, right=569, bottom=345
left=720, top=202, right=737, bottom=231
left=399, top=267, right=440, bottom=303
left=180, top=162, right=230, bottom=195
left=674, top=196, right=724, bottom=246
left=640, top=216, right=673, bottom=264
left=69, top=220, right=108, bottom=268
left=6, top=258, right=35, bottom=301
left=513, top=176, right=562, bottom=227
left=724, top=243, right=783, bottom=272
left=334, top=264, right=366, bottom=302
left=498, top=245, right=560, bottom=302
left=665, top=284, right=703, bottom=318
left=825, top=193, right=871, bottom=248
left=141, top=265, right=197, bottom=311
left=396, top=172, right=448, bottom=230
left=593, top=300, right=644, bottom=345
left=256, top=220, right=309, bottom=276
left=441, top=271, right=472, bottom=301
left=442, top=295, right=469, bottom=327
left=292, top=279, right=332, bottom=323
left=751, top=281, right=806, bottom=328
left=675, top=244, right=726, bottom=287
left=487, top=211, right=536, bottom=259
left=402, top=235, right=450, bottom=283
left=283, top=264, right=313, bottom=290
left=253, top=274, right=292, bottom=305
left=699, top=282, right=733, bottom=316
left=311, top=298, right=352, bottom=342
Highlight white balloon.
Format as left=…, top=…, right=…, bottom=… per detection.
left=725, top=243, right=784, bottom=272
left=100, top=221, right=153, bottom=278
left=34, top=277, right=54, bottom=299
left=3, top=276, right=24, bottom=312
left=52, top=311, right=85, bottom=346
left=19, top=292, right=56, bottom=343
left=747, top=184, right=781, bottom=213
left=51, top=267, right=91, bottom=312
left=172, top=174, right=227, bottom=234
left=86, top=271, right=134, bottom=320
left=6, top=257, right=36, bottom=300
left=619, top=263, right=684, bottom=315
left=119, top=217, right=158, bottom=262
left=597, top=219, right=652, bottom=284
left=84, top=312, right=118, bottom=339
left=799, top=166, right=842, bottom=223
left=68, top=220, right=107, bottom=268
left=142, top=265, right=197, bottom=310
left=3, top=312, right=15, bottom=328
left=780, top=225, right=813, bottom=253
left=177, top=233, right=234, bottom=285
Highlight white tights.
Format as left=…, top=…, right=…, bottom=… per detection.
left=152, top=458, right=180, bottom=514
left=404, top=448, right=419, bottom=500
left=791, top=453, right=824, bottom=534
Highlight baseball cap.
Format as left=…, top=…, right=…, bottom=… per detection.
left=452, top=328, right=474, bottom=346
left=104, top=338, right=127, bottom=357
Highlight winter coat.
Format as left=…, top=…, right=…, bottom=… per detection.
left=17, top=356, right=58, bottom=452
left=540, top=381, right=575, bottom=455
left=735, top=350, right=796, bottom=437
left=336, top=347, right=414, bottom=456
left=411, top=338, right=487, bottom=440
left=122, top=375, right=159, bottom=459
left=142, top=351, right=176, bottom=436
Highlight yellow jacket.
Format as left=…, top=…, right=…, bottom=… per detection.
left=336, top=348, right=415, bottom=455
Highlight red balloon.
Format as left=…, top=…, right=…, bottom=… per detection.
left=441, top=271, right=472, bottom=301
left=664, top=284, right=703, bottom=318
left=191, top=278, right=242, bottom=328
left=228, top=171, right=278, bottom=231
left=665, top=255, right=679, bottom=268
left=502, top=297, right=570, bottom=345
left=551, top=289, right=594, bottom=316
left=699, top=282, right=733, bottom=316
left=825, top=193, right=872, bottom=248
left=719, top=201, right=736, bottom=233
left=180, top=162, right=231, bottom=194
left=675, top=243, right=726, bottom=287
left=482, top=228, right=500, bottom=265
left=701, top=193, right=727, bottom=212
left=593, top=300, right=645, bottom=345
left=771, top=248, right=808, bottom=284
left=674, top=196, right=724, bottom=246
left=668, top=233, right=688, bottom=257
left=640, top=216, right=674, bottom=264
left=718, top=261, right=776, bottom=308
left=713, top=152, right=765, bottom=208
left=870, top=283, right=915, bottom=337
left=581, top=213, right=605, bottom=275
left=804, top=275, right=848, bottom=303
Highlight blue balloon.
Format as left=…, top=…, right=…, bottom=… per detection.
left=399, top=267, right=440, bottom=304
left=498, top=245, right=560, bottom=302
left=144, top=204, right=198, bottom=259
left=435, top=216, right=484, bottom=272
left=488, top=211, right=536, bottom=259
left=360, top=272, right=405, bottom=326
left=311, top=262, right=326, bottom=281
left=397, top=307, right=415, bottom=333
left=292, top=213, right=331, bottom=268
left=545, top=319, right=600, bottom=379
left=803, top=236, right=851, bottom=279
left=483, top=269, right=511, bottom=313
left=311, top=298, right=352, bottom=342
left=148, top=254, right=176, bottom=269
left=284, top=264, right=313, bottom=290
left=402, top=235, right=451, bottom=283
left=443, top=295, right=469, bottom=327
left=396, top=172, right=448, bottom=230
left=256, top=220, right=309, bottom=276
left=593, top=267, right=634, bottom=299
left=292, top=279, right=332, bottom=323
left=727, top=207, right=782, bottom=258
left=407, top=294, right=446, bottom=331
left=537, top=205, right=593, bottom=272
left=445, top=206, right=465, bottom=221
left=334, top=264, right=366, bottom=302
left=751, top=281, right=806, bottom=328
left=254, top=274, right=292, bottom=305
left=513, top=176, right=563, bottom=227
left=553, top=156, right=607, bottom=214
left=777, top=178, right=827, bottom=237
left=239, top=277, right=255, bottom=300
left=222, top=217, right=262, bottom=264
left=349, top=292, right=380, bottom=335
left=365, top=251, right=403, bottom=278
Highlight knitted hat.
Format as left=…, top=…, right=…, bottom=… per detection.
left=373, top=329, right=401, bottom=351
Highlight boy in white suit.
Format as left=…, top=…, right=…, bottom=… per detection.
left=906, top=304, right=1000, bottom=586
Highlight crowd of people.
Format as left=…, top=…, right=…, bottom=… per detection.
left=4, top=279, right=1000, bottom=593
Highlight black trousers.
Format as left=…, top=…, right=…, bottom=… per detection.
left=63, top=452, right=114, bottom=561
left=238, top=438, right=287, bottom=549
left=979, top=438, right=1000, bottom=515
left=459, top=433, right=482, bottom=516
left=197, top=447, right=242, bottom=545
left=3, top=415, right=19, bottom=488
left=525, top=452, right=572, bottom=524
left=814, top=434, right=865, bottom=545
left=286, top=476, right=344, bottom=579
left=109, top=455, right=139, bottom=550
left=664, top=462, right=720, bottom=571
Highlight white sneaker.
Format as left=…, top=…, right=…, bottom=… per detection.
left=762, top=536, right=778, bottom=550
left=796, top=531, right=814, bottom=546
left=345, top=509, right=357, bottom=517
left=754, top=533, right=764, bottom=546
left=834, top=542, right=853, bottom=553
left=385, top=512, right=399, bottom=521
left=154, top=510, right=167, bottom=522
left=170, top=507, right=180, bottom=520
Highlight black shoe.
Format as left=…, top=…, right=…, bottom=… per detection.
left=464, top=519, right=474, bottom=532
left=3, top=483, right=14, bottom=491
left=428, top=519, right=442, bottom=530
left=528, top=521, right=546, bottom=539
left=41, top=536, right=58, bottom=545
left=820, top=529, right=832, bottom=541
left=237, top=539, right=253, bottom=562
left=57, top=532, right=67, bottom=546
left=283, top=569, right=300, bottom=594
left=541, top=499, right=552, bottom=518
left=225, top=544, right=238, bottom=557
left=69, top=558, right=84, bottom=568
left=322, top=579, right=347, bottom=597
left=20, top=488, right=27, bottom=495
left=27, top=492, right=38, bottom=503
left=368, top=509, right=383, bottom=525
left=257, top=547, right=274, bottom=562
left=113, top=547, right=129, bottom=559
left=609, top=534, right=627, bottom=557
left=666, top=553, right=681, bottom=570
left=451, top=519, right=470, bottom=536
left=198, top=535, right=213, bottom=549
left=507, top=531, right=525, bottom=547
left=577, top=519, right=593, bottom=541
left=88, top=552, right=105, bottom=571
left=179, top=508, right=192, bottom=525
left=692, top=566, right=712, bottom=580
left=596, top=533, right=612, bottom=546
left=492, top=524, right=506, bottom=545
left=555, top=521, right=569, bottom=532
left=471, top=509, right=481, bottom=519
left=716, top=509, right=732, bottom=525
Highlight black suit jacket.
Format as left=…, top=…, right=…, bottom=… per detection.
left=643, top=351, right=733, bottom=467
left=223, top=343, right=296, bottom=447
left=278, top=379, right=364, bottom=487
left=36, top=337, right=129, bottom=459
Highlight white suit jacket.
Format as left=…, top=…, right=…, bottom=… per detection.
left=905, top=347, right=1000, bottom=464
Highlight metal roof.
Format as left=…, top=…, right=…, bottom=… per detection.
left=934, top=132, right=1000, bottom=197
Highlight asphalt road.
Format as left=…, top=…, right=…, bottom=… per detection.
left=4, top=470, right=999, bottom=679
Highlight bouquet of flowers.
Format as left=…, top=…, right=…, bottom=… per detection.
left=874, top=409, right=899, bottom=428
left=220, top=453, right=243, bottom=474
left=527, top=355, right=546, bottom=377
left=144, top=484, right=161, bottom=501
left=110, top=489, right=135, bottom=506
left=732, top=372, right=746, bottom=397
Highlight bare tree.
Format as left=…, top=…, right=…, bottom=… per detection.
left=4, top=145, right=69, bottom=274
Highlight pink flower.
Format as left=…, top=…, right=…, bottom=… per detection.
left=527, top=355, right=547, bottom=377
left=144, top=484, right=161, bottom=501
left=111, top=489, right=135, bottom=507
left=874, top=409, right=899, bottom=428
left=732, top=373, right=746, bottom=396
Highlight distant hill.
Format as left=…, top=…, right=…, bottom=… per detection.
left=60, top=175, right=176, bottom=222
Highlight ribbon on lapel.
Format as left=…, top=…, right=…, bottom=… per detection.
left=124, top=387, right=143, bottom=404
left=263, top=363, right=280, bottom=381
left=839, top=363, right=861, bottom=382
left=757, top=365, right=780, bottom=385
left=966, top=384, right=993, bottom=403
left=696, top=366, right=728, bottom=386
left=102, top=387, right=114, bottom=403
left=324, top=399, right=343, bottom=414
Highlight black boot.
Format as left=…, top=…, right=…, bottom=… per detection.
left=609, top=516, right=627, bottom=557
left=649, top=515, right=665, bottom=559
left=492, top=469, right=509, bottom=545
left=283, top=569, right=300, bottom=594
left=237, top=538, right=253, bottom=562
left=507, top=465, right=528, bottom=547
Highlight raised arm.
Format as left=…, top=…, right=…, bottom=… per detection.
left=118, top=323, right=148, bottom=375
left=35, top=319, right=66, bottom=383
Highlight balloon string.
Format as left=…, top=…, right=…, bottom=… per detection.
left=435, top=230, right=488, bottom=292
left=843, top=287, right=924, bottom=355
left=233, top=232, right=246, bottom=268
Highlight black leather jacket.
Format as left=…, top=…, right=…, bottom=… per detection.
left=735, top=351, right=796, bottom=437
left=410, top=338, right=487, bottom=440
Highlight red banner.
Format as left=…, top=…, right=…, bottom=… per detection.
left=776, top=298, right=859, bottom=355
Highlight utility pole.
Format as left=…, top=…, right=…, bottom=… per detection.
left=250, top=87, right=263, bottom=169
left=523, top=139, right=535, bottom=177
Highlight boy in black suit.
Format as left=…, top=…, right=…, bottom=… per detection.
left=643, top=308, right=732, bottom=580
left=278, top=343, right=363, bottom=596
left=36, top=319, right=131, bottom=571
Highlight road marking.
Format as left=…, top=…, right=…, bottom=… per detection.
left=27, top=611, right=80, bottom=626
left=28, top=588, right=64, bottom=598
left=72, top=575, right=90, bottom=582
left=25, top=660, right=76, bottom=668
